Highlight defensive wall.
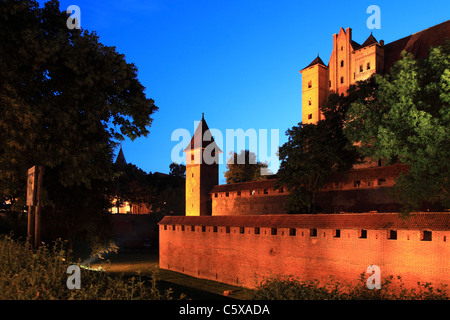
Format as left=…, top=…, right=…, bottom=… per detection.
left=209, top=164, right=420, bottom=215
left=159, top=212, right=450, bottom=291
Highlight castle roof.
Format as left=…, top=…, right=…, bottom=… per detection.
left=183, top=114, right=222, bottom=153
left=160, top=212, right=450, bottom=231
left=359, top=33, right=379, bottom=49
left=383, top=19, right=450, bottom=73
left=115, top=145, right=127, bottom=165
left=301, top=55, right=327, bottom=71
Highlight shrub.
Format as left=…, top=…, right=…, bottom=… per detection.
left=0, top=235, right=179, bottom=300
left=251, top=273, right=448, bottom=300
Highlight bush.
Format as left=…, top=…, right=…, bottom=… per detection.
left=251, top=274, right=448, bottom=300
left=0, top=234, right=179, bottom=300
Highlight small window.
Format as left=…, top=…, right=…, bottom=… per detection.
left=360, top=65, right=363, bottom=72
left=308, top=114, right=312, bottom=120
left=354, top=180, right=361, bottom=188
left=240, top=227, right=245, bottom=234
left=289, top=228, right=296, bottom=236
left=164, top=225, right=167, bottom=230
left=213, top=226, right=218, bottom=233
left=340, top=76, right=344, bottom=84
left=201, top=226, right=206, bottom=232
left=271, top=228, right=277, bottom=235
left=250, top=190, right=255, bottom=196
left=367, top=62, right=371, bottom=70
left=263, top=189, right=268, bottom=194
left=388, top=230, right=397, bottom=240
left=378, top=159, right=382, bottom=167
left=181, top=225, right=185, bottom=231
left=225, top=192, right=229, bottom=197
left=378, top=178, right=386, bottom=186
left=360, top=229, right=367, bottom=239
left=308, top=100, right=312, bottom=106
left=308, top=80, right=312, bottom=88
left=340, top=60, right=344, bottom=67
left=214, top=193, right=218, bottom=198
left=237, top=191, right=241, bottom=197
left=279, top=187, right=284, bottom=193
left=226, top=226, right=231, bottom=234
left=310, top=228, right=317, bottom=237
left=192, top=173, right=194, bottom=177
left=334, top=229, right=341, bottom=238
left=329, top=80, right=331, bottom=88
left=191, top=226, right=195, bottom=232
left=421, top=230, right=432, bottom=241
left=191, top=154, right=195, bottom=161
left=341, top=46, right=343, bottom=51
left=255, top=227, right=260, bottom=235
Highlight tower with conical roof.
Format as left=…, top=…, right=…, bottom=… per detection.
left=183, top=114, right=222, bottom=216
left=300, top=54, right=328, bottom=124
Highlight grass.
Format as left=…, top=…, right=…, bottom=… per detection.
left=90, top=250, right=253, bottom=300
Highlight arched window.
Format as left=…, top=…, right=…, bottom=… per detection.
left=340, top=76, right=344, bottom=84
left=340, top=60, right=344, bottom=67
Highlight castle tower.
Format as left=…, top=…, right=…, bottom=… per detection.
left=300, top=55, right=328, bottom=124
left=183, top=114, right=221, bottom=216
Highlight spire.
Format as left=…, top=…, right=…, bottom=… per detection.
left=115, top=144, right=127, bottom=165
left=360, top=33, right=379, bottom=48
left=183, top=115, right=222, bottom=153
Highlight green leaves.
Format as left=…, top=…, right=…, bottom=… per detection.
left=344, top=41, right=450, bottom=211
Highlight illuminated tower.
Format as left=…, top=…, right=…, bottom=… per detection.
left=183, top=114, right=221, bottom=216
left=300, top=55, right=328, bottom=124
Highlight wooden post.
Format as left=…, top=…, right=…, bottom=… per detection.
left=34, top=166, right=44, bottom=249
left=26, top=166, right=37, bottom=246
left=26, top=166, right=44, bottom=248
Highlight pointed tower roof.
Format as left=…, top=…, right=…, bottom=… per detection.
left=183, top=114, right=222, bottom=153
left=360, top=33, right=379, bottom=48
left=115, top=145, right=127, bottom=165
left=301, top=55, right=327, bottom=71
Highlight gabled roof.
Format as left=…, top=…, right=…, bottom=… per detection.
left=384, top=20, right=450, bottom=73
left=301, top=55, right=327, bottom=71
left=183, top=114, right=222, bottom=153
left=159, top=212, right=450, bottom=231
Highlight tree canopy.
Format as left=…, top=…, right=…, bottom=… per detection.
left=224, top=150, right=270, bottom=184
left=345, top=42, right=450, bottom=212
left=0, top=0, right=158, bottom=244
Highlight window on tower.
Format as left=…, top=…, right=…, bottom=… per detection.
left=340, top=60, right=344, bottom=67
left=308, top=114, right=312, bottom=120
left=308, top=80, right=312, bottom=88
left=367, top=62, right=371, bottom=70
left=340, top=76, right=344, bottom=84
left=360, top=65, right=363, bottom=72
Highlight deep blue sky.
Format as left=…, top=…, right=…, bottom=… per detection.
left=50, top=0, right=448, bottom=184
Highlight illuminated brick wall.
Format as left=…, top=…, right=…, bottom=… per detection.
left=159, top=213, right=450, bottom=292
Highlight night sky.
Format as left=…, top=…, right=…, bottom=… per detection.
left=48, top=0, right=449, bottom=184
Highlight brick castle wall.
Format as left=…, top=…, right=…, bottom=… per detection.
left=159, top=213, right=450, bottom=292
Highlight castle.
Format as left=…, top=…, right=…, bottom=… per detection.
left=159, top=21, right=450, bottom=293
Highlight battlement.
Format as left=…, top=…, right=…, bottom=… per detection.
left=159, top=212, right=450, bottom=291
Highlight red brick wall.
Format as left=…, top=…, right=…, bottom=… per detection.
left=159, top=213, right=450, bottom=292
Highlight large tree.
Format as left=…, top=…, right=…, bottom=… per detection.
left=345, top=42, right=450, bottom=212
left=224, top=150, right=269, bottom=184
left=0, top=1, right=157, bottom=244
left=277, top=119, right=358, bottom=214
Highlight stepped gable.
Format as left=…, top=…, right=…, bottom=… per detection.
left=160, top=212, right=450, bottom=231
left=384, top=20, right=450, bottom=73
